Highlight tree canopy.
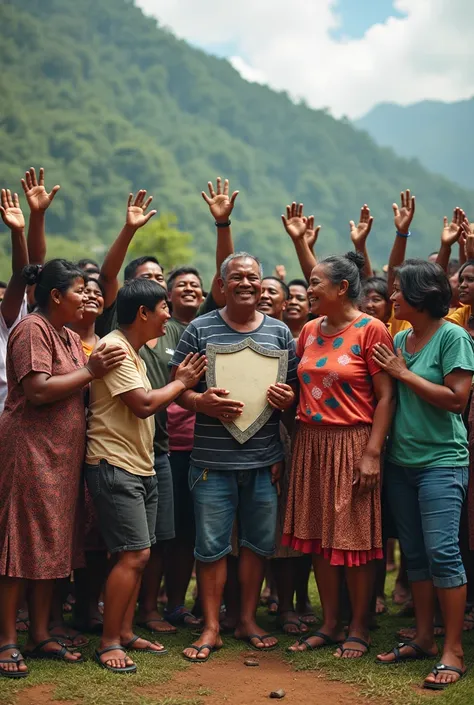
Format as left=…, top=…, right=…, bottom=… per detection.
left=1, top=0, right=473, bottom=281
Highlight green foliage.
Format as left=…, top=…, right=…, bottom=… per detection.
left=1, top=0, right=474, bottom=283
left=129, top=213, right=194, bottom=272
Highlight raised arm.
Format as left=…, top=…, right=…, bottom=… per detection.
left=350, top=204, right=374, bottom=279
left=21, top=167, right=60, bottom=265
left=202, top=177, right=238, bottom=306
left=99, top=190, right=157, bottom=308
left=282, top=202, right=318, bottom=281
left=387, top=189, right=416, bottom=295
left=436, top=207, right=465, bottom=273
left=0, top=190, right=28, bottom=327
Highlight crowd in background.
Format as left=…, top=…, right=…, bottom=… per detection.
left=0, top=169, right=474, bottom=691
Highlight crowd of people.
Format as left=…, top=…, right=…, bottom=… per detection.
left=0, top=169, right=474, bottom=691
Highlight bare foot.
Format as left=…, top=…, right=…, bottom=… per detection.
left=235, top=622, right=278, bottom=650
left=375, top=597, right=387, bottom=615
left=182, top=628, right=223, bottom=661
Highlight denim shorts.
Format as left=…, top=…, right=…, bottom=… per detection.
left=154, top=454, right=175, bottom=542
left=188, top=465, right=278, bottom=563
left=85, top=460, right=158, bottom=554
left=385, top=463, right=468, bottom=588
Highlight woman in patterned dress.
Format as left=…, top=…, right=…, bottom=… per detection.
left=284, top=252, right=394, bottom=658
left=0, top=260, right=125, bottom=678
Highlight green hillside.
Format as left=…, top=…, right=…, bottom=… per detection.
left=1, top=0, right=473, bottom=280
left=356, top=99, right=474, bottom=190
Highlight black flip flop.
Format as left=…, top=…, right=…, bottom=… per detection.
left=277, top=613, right=308, bottom=636
left=23, top=638, right=84, bottom=663
left=183, top=643, right=217, bottom=663
left=287, top=630, right=343, bottom=653
left=376, top=641, right=437, bottom=665
left=236, top=634, right=279, bottom=652
left=337, top=636, right=370, bottom=657
left=423, top=663, right=467, bottom=690
left=123, top=635, right=168, bottom=655
left=0, top=644, right=28, bottom=679
left=95, top=645, right=137, bottom=673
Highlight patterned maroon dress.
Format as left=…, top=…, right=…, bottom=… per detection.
left=0, top=314, right=87, bottom=579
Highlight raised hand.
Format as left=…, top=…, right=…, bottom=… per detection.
left=392, top=189, right=415, bottom=235
left=304, top=215, right=321, bottom=251
left=350, top=204, right=374, bottom=247
left=21, top=167, right=60, bottom=213
left=202, top=177, right=239, bottom=223
left=281, top=202, right=307, bottom=241
left=274, top=264, right=286, bottom=281
left=461, top=218, right=474, bottom=260
left=126, top=190, right=157, bottom=230
left=441, top=207, right=466, bottom=247
left=0, top=189, right=25, bottom=231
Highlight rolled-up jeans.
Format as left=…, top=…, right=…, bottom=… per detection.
left=385, top=462, right=468, bottom=589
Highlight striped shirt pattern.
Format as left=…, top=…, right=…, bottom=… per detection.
left=171, top=311, right=298, bottom=470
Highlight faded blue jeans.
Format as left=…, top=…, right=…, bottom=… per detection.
left=385, top=463, right=468, bottom=589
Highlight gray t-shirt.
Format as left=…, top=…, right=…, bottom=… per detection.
left=171, top=311, right=298, bottom=470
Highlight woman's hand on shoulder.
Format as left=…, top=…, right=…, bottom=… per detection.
left=373, top=343, right=407, bottom=379
left=87, top=343, right=127, bottom=378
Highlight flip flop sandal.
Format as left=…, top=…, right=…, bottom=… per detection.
left=298, top=611, right=318, bottom=626
left=266, top=598, right=279, bottom=615
left=423, top=663, right=467, bottom=690
left=123, top=635, right=168, bottom=655
left=0, top=644, right=28, bottom=679
left=376, top=641, right=437, bottom=665
left=164, top=605, right=201, bottom=627
left=23, top=638, right=84, bottom=663
left=49, top=623, right=89, bottom=648
left=337, top=637, right=370, bottom=657
left=276, top=615, right=308, bottom=636
left=136, top=618, right=177, bottom=635
left=183, top=643, right=217, bottom=663
left=236, top=634, right=279, bottom=652
left=287, top=630, right=343, bottom=653
left=95, top=645, right=137, bottom=673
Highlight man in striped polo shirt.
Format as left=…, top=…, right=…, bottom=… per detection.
left=171, top=252, right=298, bottom=662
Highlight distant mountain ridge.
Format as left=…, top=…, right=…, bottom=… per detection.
left=355, top=98, right=474, bottom=190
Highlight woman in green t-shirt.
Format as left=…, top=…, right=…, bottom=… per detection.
left=372, top=259, right=474, bottom=691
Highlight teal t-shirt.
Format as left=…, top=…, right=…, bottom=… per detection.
left=387, top=322, right=474, bottom=468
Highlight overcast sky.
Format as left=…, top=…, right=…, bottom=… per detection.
left=135, top=0, right=474, bottom=119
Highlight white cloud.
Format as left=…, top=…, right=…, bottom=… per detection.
left=136, top=0, right=474, bottom=118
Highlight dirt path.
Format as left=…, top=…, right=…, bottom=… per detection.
left=139, top=650, right=383, bottom=705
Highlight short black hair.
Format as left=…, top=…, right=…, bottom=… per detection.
left=124, top=256, right=162, bottom=282
left=287, top=278, right=308, bottom=290
left=77, top=258, right=100, bottom=270
left=117, top=278, right=167, bottom=325
left=397, top=259, right=451, bottom=319
left=167, top=266, right=203, bottom=291
left=362, top=276, right=389, bottom=303
left=23, top=259, right=85, bottom=310
left=0, top=281, right=7, bottom=289
left=262, top=277, right=290, bottom=299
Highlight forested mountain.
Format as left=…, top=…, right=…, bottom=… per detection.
left=1, top=0, right=473, bottom=280
left=356, top=99, right=474, bottom=191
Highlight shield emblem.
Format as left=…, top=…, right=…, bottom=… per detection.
left=206, top=337, right=289, bottom=444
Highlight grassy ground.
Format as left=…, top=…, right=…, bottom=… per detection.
left=2, top=571, right=474, bottom=705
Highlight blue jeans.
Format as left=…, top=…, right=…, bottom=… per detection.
left=188, top=465, right=278, bottom=563
left=385, top=463, right=468, bottom=588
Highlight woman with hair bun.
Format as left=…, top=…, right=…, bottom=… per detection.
left=284, top=252, right=394, bottom=658
left=0, top=259, right=125, bottom=678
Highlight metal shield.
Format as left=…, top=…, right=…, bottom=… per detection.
left=205, top=337, right=289, bottom=444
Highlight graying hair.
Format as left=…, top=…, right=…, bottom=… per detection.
left=220, top=252, right=263, bottom=281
